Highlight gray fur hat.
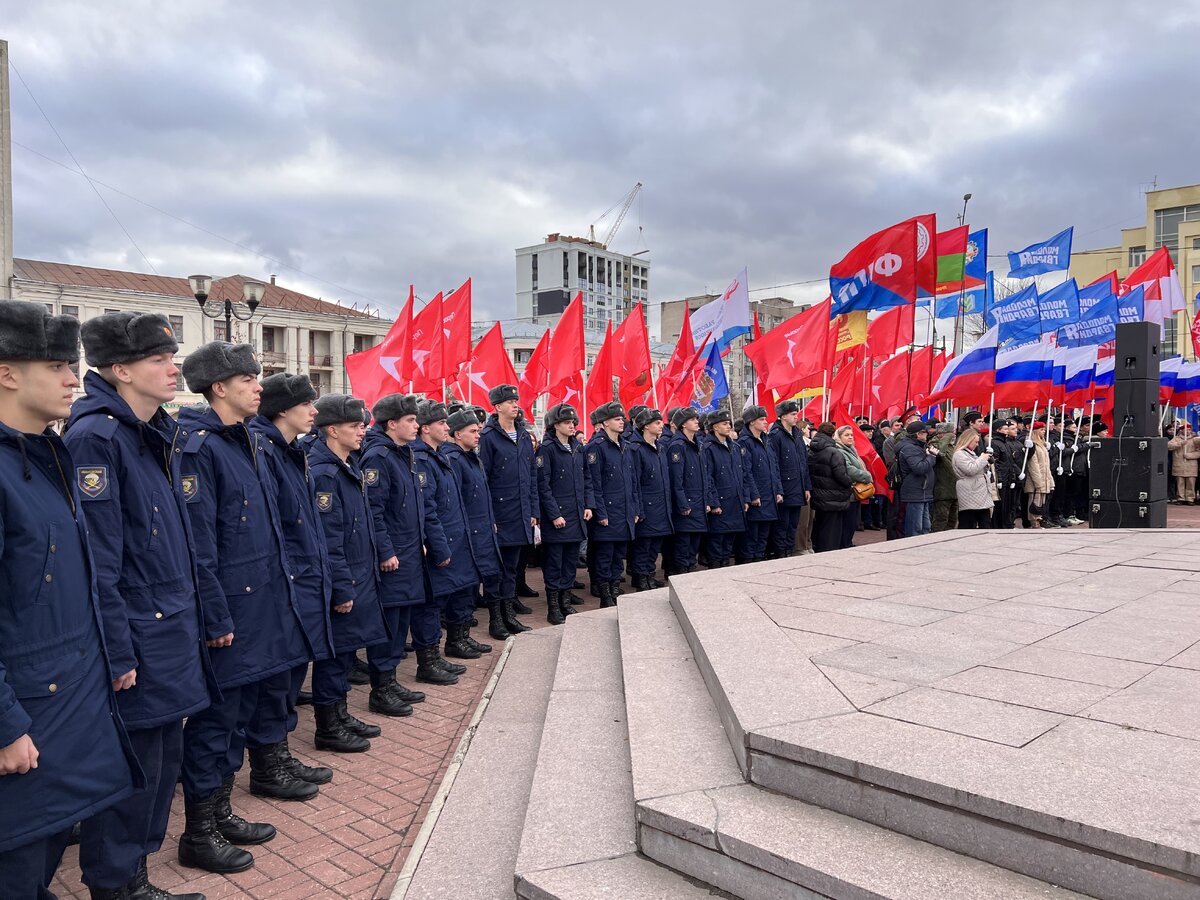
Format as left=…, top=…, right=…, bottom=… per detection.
left=372, top=393, right=419, bottom=425
left=81, top=312, right=178, bottom=367
left=258, top=373, right=317, bottom=419
left=742, top=405, right=768, bottom=425
left=671, top=407, right=699, bottom=428
left=0, top=300, right=80, bottom=363
left=775, top=398, right=801, bottom=417
left=708, top=408, right=732, bottom=427
left=472, top=405, right=487, bottom=424
left=595, top=401, right=625, bottom=424
left=633, top=407, right=663, bottom=431
left=314, top=393, right=367, bottom=428
left=182, top=342, right=261, bottom=393
left=488, top=383, right=519, bottom=406
left=447, top=409, right=478, bottom=434
left=417, top=399, right=449, bottom=426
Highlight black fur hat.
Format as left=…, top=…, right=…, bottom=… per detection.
left=0, top=300, right=80, bottom=363
left=634, top=407, right=663, bottom=431
left=313, top=393, right=367, bottom=427
left=708, top=409, right=732, bottom=427
left=594, top=401, right=625, bottom=424
left=372, top=393, right=419, bottom=425
left=447, top=409, right=478, bottom=434
left=775, top=399, right=801, bottom=417
left=671, top=407, right=699, bottom=429
left=488, top=384, right=519, bottom=406
left=182, top=342, right=261, bottom=393
left=742, top=405, right=767, bottom=425
left=258, top=373, right=317, bottom=419
left=545, top=403, right=577, bottom=429
left=81, top=312, right=178, bottom=367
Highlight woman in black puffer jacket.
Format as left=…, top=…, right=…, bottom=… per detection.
left=807, top=422, right=853, bottom=552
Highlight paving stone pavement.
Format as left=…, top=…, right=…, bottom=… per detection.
left=48, top=502, right=1200, bottom=899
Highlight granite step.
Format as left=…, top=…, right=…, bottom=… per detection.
left=398, top=628, right=563, bottom=899
left=630, top=588, right=1090, bottom=900
left=667, top=550, right=1200, bottom=900
left=513, top=603, right=712, bottom=899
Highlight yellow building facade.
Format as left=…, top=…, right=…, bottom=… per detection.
left=1070, top=182, right=1200, bottom=357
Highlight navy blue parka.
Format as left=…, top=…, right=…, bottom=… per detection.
left=704, top=435, right=759, bottom=533
left=768, top=421, right=812, bottom=507
left=360, top=428, right=431, bottom=607
left=412, top=439, right=479, bottom=598
left=534, top=434, right=593, bottom=544
left=440, top=442, right=501, bottom=581
left=737, top=429, right=784, bottom=523
left=478, top=414, right=536, bottom=546
left=585, top=431, right=642, bottom=541
left=630, top=431, right=673, bottom=538
left=668, top=433, right=714, bottom=533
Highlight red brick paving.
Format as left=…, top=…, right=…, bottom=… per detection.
left=50, top=507, right=1200, bottom=898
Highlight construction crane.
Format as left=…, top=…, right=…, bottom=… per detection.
left=588, top=182, right=643, bottom=249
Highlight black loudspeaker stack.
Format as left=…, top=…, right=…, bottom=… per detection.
left=1088, top=322, right=1168, bottom=529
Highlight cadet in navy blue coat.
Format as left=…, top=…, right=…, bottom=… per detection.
left=178, top=343, right=310, bottom=874
left=586, top=402, right=642, bottom=607
left=0, top=303, right=139, bottom=900
left=736, top=405, right=784, bottom=564
left=768, top=399, right=812, bottom=558
left=703, top=409, right=759, bottom=567
left=441, top=409, right=502, bottom=657
left=629, top=408, right=672, bottom=591
left=66, top=314, right=213, bottom=898
left=360, top=394, right=429, bottom=718
left=410, top=401, right=470, bottom=687
left=535, top=403, right=593, bottom=625
left=246, top=373, right=337, bottom=794
left=308, top=395, right=388, bottom=755
left=478, top=385, right=537, bottom=614
left=667, top=407, right=713, bottom=573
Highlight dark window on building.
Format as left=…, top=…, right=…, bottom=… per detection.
left=104, top=308, right=121, bottom=315
left=353, top=334, right=373, bottom=353
left=563, top=250, right=569, bottom=287
left=531, top=253, right=538, bottom=290
left=62, top=304, right=79, bottom=317
left=168, top=315, right=184, bottom=342
left=1128, top=246, right=1147, bottom=268
left=214, top=322, right=228, bottom=342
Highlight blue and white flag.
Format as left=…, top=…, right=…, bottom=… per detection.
left=1078, top=279, right=1115, bottom=317
left=1057, top=290, right=1118, bottom=348
left=1007, top=227, right=1073, bottom=279
left=1118, top=284, right=1145, bottom=324
left=691, top=341, right=730, bottom=413
left=930, top=272, right=992, bottom=320
left=1036, top=278, right=1080, bottom=334
left=993, top=284, right=1041, bottom=348
left=690, top=267, right=751, bottom=355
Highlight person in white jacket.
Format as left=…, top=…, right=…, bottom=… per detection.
left=952, top=428, right=994, bottom=529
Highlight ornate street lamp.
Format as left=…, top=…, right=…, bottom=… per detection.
left=190, top=274, right=266, bottom=342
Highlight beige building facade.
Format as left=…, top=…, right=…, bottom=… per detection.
left=11, top=259, right=391, bottom=409
left=1070, top=182, right=1200, bottom=357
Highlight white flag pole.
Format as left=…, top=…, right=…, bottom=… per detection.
left=986, top=391, right=996, bottom=452
left=1018, top=399, right=1039, bottom=482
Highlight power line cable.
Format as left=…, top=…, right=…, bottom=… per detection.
left=9, top=61, right=158, bottom=274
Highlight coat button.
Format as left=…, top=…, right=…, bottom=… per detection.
left=50, top=545, right=56, bottom=553
left=155, top=611, right=163, bottom=619
left=48, top=683, right=58, bottom=693
left=240, top=516, right=247, bottom=522
left=44, top=574, right=52, bottom=583
left=243, top=499, right=250, bottom=507
left=154, top=506, right=159, bottom=512
left=152, top=529, right=159, bottom=536
left=245, top=586, right=252, bottom=593
left=297, top=518, right=303, bottom=525
left=351, top=579, right=357, bottom=585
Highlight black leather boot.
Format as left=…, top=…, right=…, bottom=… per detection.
left=502, top=599, right=531, bottom=633
left=127, top=856, right=206, bottom=900
left=434, top=651, right=467, bottom=675
left=88, top=887, right=130, bottom=900
left=314, top=703, right=370, bottom=753
left=178, top=789, right=255, bottom=874
left=573, top=579, right=585, bottom=589
left=295, top=690, right=312, bottom=706
left=649, top=575, right=665, bottom=588
left=547, top=590, right=565, bottom=626
left=213, top=777, right=275, bottom=845
left=416, top=646, right=459, bottom=685
left=612, top=579, right=623, bottom=598
left=248, top=744, right=319, bottom=801
left=565, top=590, right=585, bottom=605
left=597, top=582, right=616, bottom=609
left=488, top=603, right=511, bottom=640
left=336, top=699, right=381, bottom=738
left=462, top=626, right=493, bottom=654
left=559, top=590, right=577, bottom=617
left=516, top=582, right=540, bottom=598
left=369, top=669, right=414, bottom=717
left=277, top=738, right=332, bottom=785
left=347, top=652, right=370, bottom=685
left=510, top=596, right=534, bottom=614
left=392, top=680, right=425, bottom=704
left=445, top=622, right=482, bottom=659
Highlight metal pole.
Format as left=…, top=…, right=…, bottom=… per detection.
left=225, top=302, right=233, bottom=344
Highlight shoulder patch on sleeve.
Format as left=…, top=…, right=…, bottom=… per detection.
left=671, top=450, right=681, bottom=462
left=316, top=491, right=334, bottom=512
left=536, top=454, right=544, bottom=467
left=417, top=470, right=428, bottom=487
left=364, top=468, right=379, bottom=486
left=740, top=446, right=748, bottom=456
left=77, top=466, right=109, bottom=499
left=181, top=473, right=199, bottom=502
left=587, top=451, right=597, bottom=464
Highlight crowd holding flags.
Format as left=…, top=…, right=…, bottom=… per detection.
left=346, top=204, right=1198, bottom=469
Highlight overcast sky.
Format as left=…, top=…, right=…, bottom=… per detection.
left=4, top=2, right=1199, bottom=334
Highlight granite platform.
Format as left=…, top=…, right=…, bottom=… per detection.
left=400, top=530, right=1200, bottom=900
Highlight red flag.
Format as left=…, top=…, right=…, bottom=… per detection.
left=661, top=334, right=713, bottom=412
left=585, top=321, right=615, bottom=412
left=831, top=403, right=892, bottom=500
left=866, top=305, right=914, bottom=358
left=346, top=288, right=414, bottom=408
left=613, top=305, right=653, bottom=406
left=907, top=213, right=939, bottom=298
left=830, top=221, right=920, bottom=312
left=454, top=322, right=519, bottom=406
left=442, top=279, right=473, bottom=381
left=871, top=350, right=912, bottom=417
left=1192, top=312, right=1200, bottom=360
left=749, top=312, right=776, bottom=420
left=1087, top=270, right=1119, bottom=295
left=1121, top=246, right=1185, bottom=323
left=548, top=292, right=585, bottom=391
left=409, top=292, right=444, bottom=393
left=518, top=329, right=551, bottom=419
left=659, top=305, right=697, bottom=405
left=743, top=297, right=832, bottom=391
left=547, top=373, right=583, bottom=413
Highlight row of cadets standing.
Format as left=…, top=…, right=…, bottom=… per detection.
left=535, top=403, right=592, bottom=625
left=701, top=408, right=759, bottom=566
left=0, top=303, right=143, bottom=900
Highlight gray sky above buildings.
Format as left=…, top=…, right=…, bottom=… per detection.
left=3, top=2, right=1199, bottom=329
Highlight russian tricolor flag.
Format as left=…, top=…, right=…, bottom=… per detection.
left=1171, top=360, right=1200, bottom=407
left=1061, top=347, right=1098, bottom=408
left=1159, top=356, right=1186, bottom=405
left=924, top=325, right=997, bottom=405
left=995, top=340, right=1051, bottom=405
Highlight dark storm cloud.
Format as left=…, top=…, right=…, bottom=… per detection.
left=4, top=1, right=1198, bottom=324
